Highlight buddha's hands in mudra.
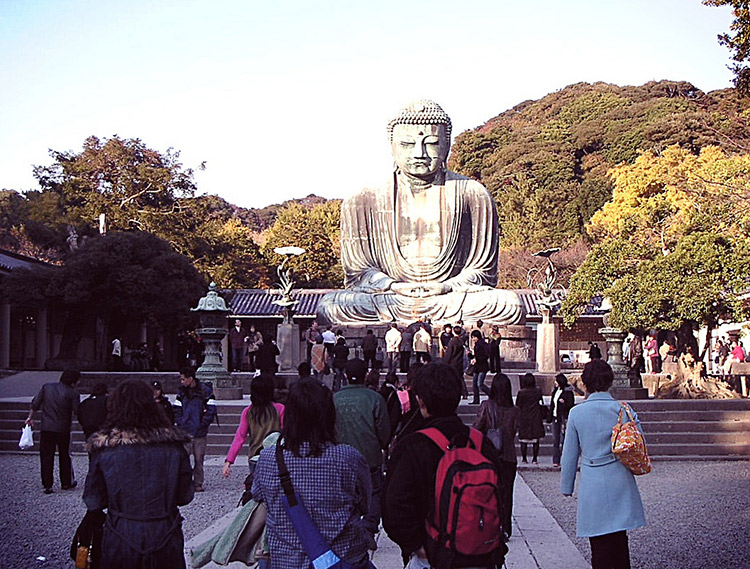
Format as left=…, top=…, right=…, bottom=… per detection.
left=389, top=281, right=451, bottom=297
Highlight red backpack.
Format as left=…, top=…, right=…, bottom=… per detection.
left=420, top=427, right=504, bottom=561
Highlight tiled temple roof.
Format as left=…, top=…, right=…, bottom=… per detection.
left=0, top=249, right=51, bottom=273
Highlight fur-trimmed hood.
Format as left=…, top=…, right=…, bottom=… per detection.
left=87, top=427, right=190, bottom=451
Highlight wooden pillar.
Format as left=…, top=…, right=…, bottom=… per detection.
left=35, top=306, right=48, bottom=369
left=0, top=300, right=10, bottom=368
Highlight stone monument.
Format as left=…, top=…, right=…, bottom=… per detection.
left=192, top=283, right=242, bottom=399
left=273, top=246, right=304, bottom=372
left=317, top=99, right=524, bottom=326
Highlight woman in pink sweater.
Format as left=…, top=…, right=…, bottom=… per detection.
left=222, top=373, right=285, bottom=479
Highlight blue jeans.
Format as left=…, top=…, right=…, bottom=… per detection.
left=552, top=418, right=566, bottom=465
left=472, top=371, right=488, bottom=401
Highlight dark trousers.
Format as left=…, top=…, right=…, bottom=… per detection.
left=363, top=350, right=376, bottom=370
left=489, top=340, right=501, bottom=373
left=552, top=418, right=566, bottom=465
left=590, top=531, right=631, bottom=569
left=364, top=466, right=383, bottom=534
left=231, top=346, right=244, bottom=371
left=499, top=460, right=517, bottom=537
left=399, top=351, right=411, bottom=373
left=248, top=351, right=257, bottom=371
left=40, top=430, right=74, bottom=489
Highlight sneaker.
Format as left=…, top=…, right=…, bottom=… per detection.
left=43, top=488, right=54, bottom=494
left=194, top=485, right=205, bottom=492
left=62, top=481, right=78, bottom=490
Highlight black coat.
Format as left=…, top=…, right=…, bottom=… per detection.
left=383, top=415, right=503, bottom=568
left=255, top=342, right=280, bottom=373
left=83, top=427, right=194, bottom=569
left=548, top=386, right=574, bottom=422
left=516, top=387, right=545, bottom=440
left=469, top=339, right=490, bottom=373
left=442, top=336, right=465, bottom=378
left=332, top=344, right=350, bottom=370
left=78, top=395, right=108, bottom=439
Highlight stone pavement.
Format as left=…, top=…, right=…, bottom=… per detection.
left=184, top=474, right=589, bottom=569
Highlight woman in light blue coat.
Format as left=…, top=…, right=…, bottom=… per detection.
left=561, top=359, right=646, bottom=569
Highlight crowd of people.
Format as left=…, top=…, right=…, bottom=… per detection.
left=26, top=319, right=653, bottom=569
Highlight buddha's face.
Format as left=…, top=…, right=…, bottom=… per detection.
left=391, top=123, right=449, bottom=180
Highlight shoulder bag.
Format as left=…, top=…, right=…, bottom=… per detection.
left=611, top=402, right=652, bottom=475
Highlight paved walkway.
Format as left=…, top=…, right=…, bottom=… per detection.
left=185, top=475, right=589, bottom=569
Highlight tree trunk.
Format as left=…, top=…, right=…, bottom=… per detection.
left=658, top=352, right=739, bottom=399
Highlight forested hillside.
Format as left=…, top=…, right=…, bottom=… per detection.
left=449, top=80, right=750, bottom=286
left=4, top=81, right=750, bottom=292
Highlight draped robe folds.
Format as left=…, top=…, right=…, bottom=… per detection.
left=317, top=171, right=524, bottom=325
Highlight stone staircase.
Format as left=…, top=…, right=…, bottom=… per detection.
left=2, top=396, right=749, bottom=460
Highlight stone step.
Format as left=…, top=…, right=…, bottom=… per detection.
left=640, top=420, right=750, bottom=433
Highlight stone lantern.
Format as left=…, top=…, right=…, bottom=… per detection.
left=598, top=298, right=648, bottom=399
left=191, top=282, right=242, bottom=399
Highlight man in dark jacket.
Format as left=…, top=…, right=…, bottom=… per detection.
left=26, top=369, right=81, bottom=494
left=361, top=329, right=378, bottom=370
left=383, top=362, right=505, bottom=568
left=442, top=325, right=468, bottom=397
left=174, top=367, right=216, bottom=492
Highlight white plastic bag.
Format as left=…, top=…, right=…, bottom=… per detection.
left=19, top=424, right=34, bottom=450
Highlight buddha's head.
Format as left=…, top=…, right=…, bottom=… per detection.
left=388, top=100, right=452, bottom=181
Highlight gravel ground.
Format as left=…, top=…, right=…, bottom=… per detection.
left=3, top=453, right=749, bottom=569
left=521, top=461, right=750, bottom=569
left=0, top=454, right=246, bottom=569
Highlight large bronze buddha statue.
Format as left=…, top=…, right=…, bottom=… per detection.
left=317, top=100, right=524, bottom=326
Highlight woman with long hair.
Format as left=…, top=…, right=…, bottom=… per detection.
left=473, top=373, right=520, bottom=538
left=561, top=359, right=646, bottom=569
left=83, top=380, right=194, bottom=569
left=549, top=373, right=575, bottom=468
left=251, top=379, right=372, bottom=568
left=223, top=373, right=285, bottom=481
left=516, top=372, right=545, bottom=463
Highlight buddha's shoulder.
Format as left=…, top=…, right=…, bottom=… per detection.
left=342, top=185, right=390, bottom=208
left=446, top=171, right=492, bottom=197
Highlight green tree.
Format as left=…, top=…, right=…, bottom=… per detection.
left=262, top=200, right=343, bottom=288
left=704, top=0, right=750, bottom=94
left=561, top=145, right=750, bottom=393
left=1, top=231, right=206, bottom=362
left=33, top=135, right=197, bottom=236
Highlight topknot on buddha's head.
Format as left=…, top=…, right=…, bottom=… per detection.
left=387, top=100, right=452, bottom=141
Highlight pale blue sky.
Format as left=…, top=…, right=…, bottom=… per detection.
left=0, top=0, right=736, bottom=209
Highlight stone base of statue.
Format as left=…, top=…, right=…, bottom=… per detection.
left=609, top=386, right=650, bottom=400
left=276, top=323, right=301, bottom=373
left=536, top=308, right=559, bottom=373
left=500, top=325, right=535, bottom=363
